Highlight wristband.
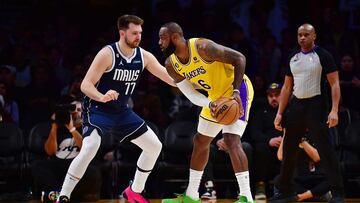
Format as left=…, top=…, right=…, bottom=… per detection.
left=69, top=127, right=76, bottom=133
left=208, top=101, right=213, bottom=108
left=233, top=89, right=240, bottom=94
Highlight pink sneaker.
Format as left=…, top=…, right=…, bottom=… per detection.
left=122, top=186, right=149, bottom=203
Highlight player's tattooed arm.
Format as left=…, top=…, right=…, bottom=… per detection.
left=197, top=39, right=245, bottom=91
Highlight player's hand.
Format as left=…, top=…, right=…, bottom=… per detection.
left=100, top=90, right=119, bottom=103
left=269, top=136, right=282, bottom=147
left=216, top=138, right=228, bottom=152
left=327, top=110, right=338, bottom=128
left=209, top=101, right=217, bottom=117
left=274, top=113, right=283, bottom=131
left=232, top=91, right=244, bottom=117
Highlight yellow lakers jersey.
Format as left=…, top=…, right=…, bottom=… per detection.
left=170, top=38, right=236, bottom=100
left=169, top=38, right=253, bottom=122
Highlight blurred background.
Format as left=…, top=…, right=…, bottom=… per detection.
left=0, top=0, right=360, bottom=201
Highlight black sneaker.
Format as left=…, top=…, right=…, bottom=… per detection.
left=268, top=191, right=298, bottom=203
left=329, top=196, right=345, bottom=203
left=200, top=187, right=217, bottom=200
left=201, top=181, right=217, bottom=200
left=56, top=195, right=70, bottom=203
left=329, top=191, right=345, bottom=203
left=255, top=181, right=266, bottom=200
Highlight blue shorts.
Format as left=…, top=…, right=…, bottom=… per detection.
left=82, top=107, right=148, bottom=143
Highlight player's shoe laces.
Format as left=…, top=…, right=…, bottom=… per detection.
left=235, top=195, right=256, bottom=203
left=162, top=193, right=201, bottom=203
left=55, top=195, right=70, bottom=203
left=122, top=186, right=149, bottom=203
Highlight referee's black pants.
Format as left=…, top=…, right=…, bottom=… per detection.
left=275, top=95, right=343, bottom=194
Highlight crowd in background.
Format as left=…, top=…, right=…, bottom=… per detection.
left=0, top=0, right=360, bottom=200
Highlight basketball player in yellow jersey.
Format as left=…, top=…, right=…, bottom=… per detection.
left=159, top=22, right=254, bottom=203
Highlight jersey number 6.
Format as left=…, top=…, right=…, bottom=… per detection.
left=198, top=80, right=211, bottom=89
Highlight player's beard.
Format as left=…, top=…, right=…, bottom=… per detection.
left=162, top=40, right=176, bottom=58
left=125, top=36, right=140, bottom=48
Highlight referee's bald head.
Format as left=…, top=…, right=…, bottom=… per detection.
left=298, top=23, right=316, bottom=34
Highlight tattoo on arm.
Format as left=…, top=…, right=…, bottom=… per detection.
left=200, top=40, right=245, bottom=89
left=201, top=41, right=243, bottom=65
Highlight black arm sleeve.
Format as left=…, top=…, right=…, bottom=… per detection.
left=285, top=49, right=299, bottom=77
left=316, top=47, right=338, bottom=74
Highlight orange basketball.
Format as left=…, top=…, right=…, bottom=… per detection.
left=214, top=97, right=240, bottom=125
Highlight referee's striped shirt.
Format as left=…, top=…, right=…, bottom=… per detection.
left=287, top=46, right=337, bottom=99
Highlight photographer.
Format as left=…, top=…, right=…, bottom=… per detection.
left=31, top=96, right=101, bottom=202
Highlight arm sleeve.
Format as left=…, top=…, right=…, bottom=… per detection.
left=317, top=47, right=338, bottom=74
left=285, top=50, right=299, bottom=77
left=176, top=79, right=211, bottom=107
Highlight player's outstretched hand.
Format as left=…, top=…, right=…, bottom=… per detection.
left=100, top=90, right=119, bottom=103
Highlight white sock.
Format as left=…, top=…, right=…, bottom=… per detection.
left=59, top=173, right=80, bottom=198
left=236, top=171, right=254, bottom=202
left=186, top=169, right=203, bottom=200
left=59, top=130, right=101, bottom=199
left=131, top=168, right=151, bottom=193
left=130, top=128, right=162, bottom=193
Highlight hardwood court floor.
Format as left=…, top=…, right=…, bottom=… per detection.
left=25, top=199, right=360, bottom=203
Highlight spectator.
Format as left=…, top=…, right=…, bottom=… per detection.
left=277, top=132, right=331, bottom=202
left=339, top=54, right=360, bottom=111
left=249, top=83, right=283, bottom=200
left=0, top=80, right=19, bottom=124
left=31, top=97, right=101, bottom=202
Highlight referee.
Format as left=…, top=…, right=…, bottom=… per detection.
left=269, top=24, right=344, bottom=203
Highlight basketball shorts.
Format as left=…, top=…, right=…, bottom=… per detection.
left=198, top=76, right=254, bottom=137
left=82, top=107, right=148, bottom=143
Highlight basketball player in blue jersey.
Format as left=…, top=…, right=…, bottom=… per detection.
left=159, top=22, right=254, bottom=203
left=56, top=15, right=175, bottom=203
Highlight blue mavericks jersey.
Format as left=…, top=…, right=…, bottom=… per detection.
left=83, top=42, right=145, bottom=113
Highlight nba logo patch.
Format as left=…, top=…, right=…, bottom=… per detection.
left=83, top=126, right=89, bottom=134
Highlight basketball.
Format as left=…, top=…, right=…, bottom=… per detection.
left=213, top=97, right=241, bottom=125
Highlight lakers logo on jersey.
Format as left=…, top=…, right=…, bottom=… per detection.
left=182, top=66, right=206, bottom=80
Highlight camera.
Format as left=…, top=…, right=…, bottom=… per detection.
left=54, top=103, right=76, bottom=126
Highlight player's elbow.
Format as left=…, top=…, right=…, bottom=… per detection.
left=80, top=80, right=89, bottom=94
left=239, top=53, right=246, bottom=64
left=235, top=54, right=246, bottom=71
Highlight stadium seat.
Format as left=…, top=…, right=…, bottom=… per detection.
left=156, top=120, right=197, bottom=197
left=27, top=122, right=51, bottom=162
left=339, top=120, right=360, bottom=197
left=0, top=123, right=25, bottom=194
